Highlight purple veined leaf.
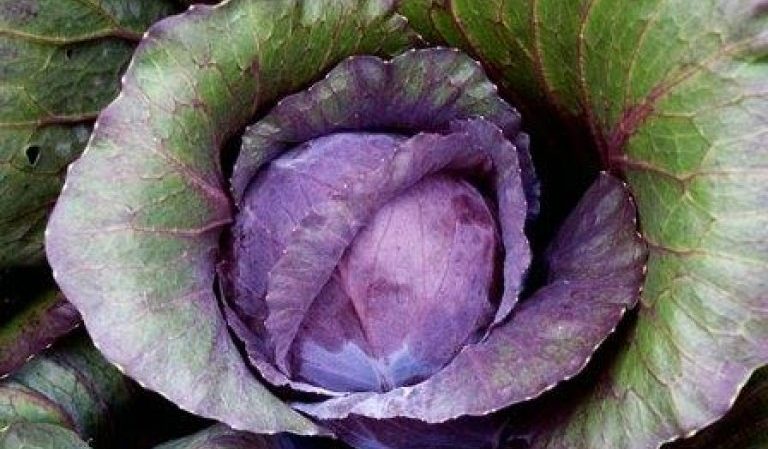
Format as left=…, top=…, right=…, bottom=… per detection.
left=232, top=48, right=538, bottom=221
left=221, top=48, right=535, bottom=399
left=398, top=1, right=768, bottom=448
left=0, top=0, right=181, bottom=269
left=289, top=173, right=499, bottom=393
left=45, top=0, right=420, bottom=437
left=228, top=118, right=526, bottom=395
left=295, top=173, right=646, bottom=424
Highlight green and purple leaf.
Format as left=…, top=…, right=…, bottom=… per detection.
left=664, top=365, right=768, bottom=449
left=397, top=1, right=768, bottom=448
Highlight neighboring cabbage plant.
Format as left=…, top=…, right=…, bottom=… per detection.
left=0, top=334, right=307, bottom=449
left=31, top=1, right=768, bottom=449
left=0, top=335, right=133, bottom=449
left=0, top=0, right=196, bottom=377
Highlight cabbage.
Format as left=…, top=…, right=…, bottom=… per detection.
left=0, top=1, right=764, bottom=449
left=45, top=1, right=646, bottom=444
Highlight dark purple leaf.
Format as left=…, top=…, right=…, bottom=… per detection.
left=291, top=173, right=499, bottom=393
left=226, top=118, right=528, bottom=395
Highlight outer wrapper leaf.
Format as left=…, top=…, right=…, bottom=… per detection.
left=398, top=1, right=768, bottom=448
left=46, top=0, right=418, bottom=436
left=0, top=0, right=179, bottom=268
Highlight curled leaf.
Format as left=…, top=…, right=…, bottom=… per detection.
left=295, top=173, right=646, bottom=423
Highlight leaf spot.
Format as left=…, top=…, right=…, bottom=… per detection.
left=24, top=145, right=41, bottom=167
